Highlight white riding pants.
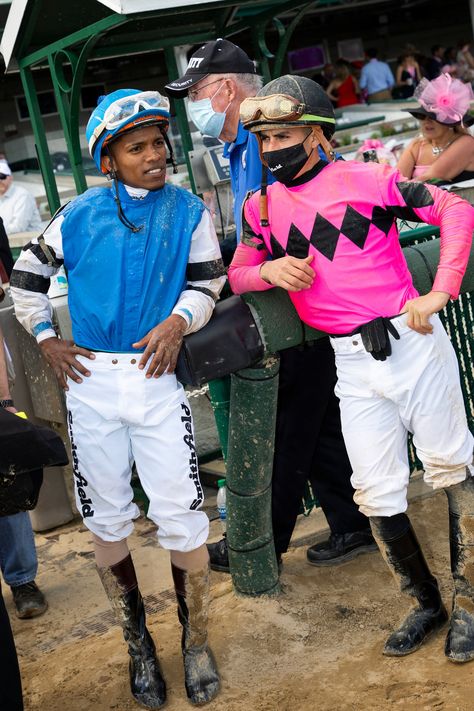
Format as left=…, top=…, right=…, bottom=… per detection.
left=330, top=313, right=473, bottom=517
left=65, top=353, right=209, bottom=551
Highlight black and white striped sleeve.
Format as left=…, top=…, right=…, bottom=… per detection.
left=171, top=208, right=226, bottom=335
left=10, top=216, right=65, bottom=343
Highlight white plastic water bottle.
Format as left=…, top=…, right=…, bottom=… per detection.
left=216, top=478, right=227, bottom=534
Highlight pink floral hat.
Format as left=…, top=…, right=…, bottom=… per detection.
left=405, top=73, right=474, bottom=125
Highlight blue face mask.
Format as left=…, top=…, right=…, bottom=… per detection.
left=187, top=83, right=229, bottom=138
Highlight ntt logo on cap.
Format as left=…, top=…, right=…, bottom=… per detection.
left=187, top=56, right=205, bottom=70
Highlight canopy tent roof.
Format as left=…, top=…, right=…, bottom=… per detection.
left=0, top=0, right=311, bottom=70
left=3, top=0, right=427, bottom=72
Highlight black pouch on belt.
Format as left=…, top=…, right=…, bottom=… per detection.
left=359, top=317, right=400, bottom=361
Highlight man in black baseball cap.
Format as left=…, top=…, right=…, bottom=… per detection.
left=165, top=38, right=259, bottom=144
left=165, top=38, right=256, bottom=98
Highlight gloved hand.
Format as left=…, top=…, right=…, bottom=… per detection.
left=359, top=317, right=400, bottom=361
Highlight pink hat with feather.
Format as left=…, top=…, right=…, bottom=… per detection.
left=404, top=73, right=474, bottom=125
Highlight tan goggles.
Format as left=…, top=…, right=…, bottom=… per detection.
left=240, top=94, right=305, bottom=124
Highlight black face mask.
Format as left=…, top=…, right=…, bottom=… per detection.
left=262, top=132, right=313, bottom=185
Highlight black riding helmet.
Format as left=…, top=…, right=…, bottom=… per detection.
left=243, top=75, right=336, bottom=140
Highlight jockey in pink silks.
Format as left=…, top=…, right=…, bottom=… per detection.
left=229, top=75, right=474, bottom=664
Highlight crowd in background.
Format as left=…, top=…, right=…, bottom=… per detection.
left=315, top=39, right=474, bottom=108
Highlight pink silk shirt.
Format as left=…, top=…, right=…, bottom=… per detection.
left=228, top=160, right=474, bottom=334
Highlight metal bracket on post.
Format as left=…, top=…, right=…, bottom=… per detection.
left=271, top=4, right=313, bottom=79
left=251, top=3, right=313, bottom=82
left=49, top=35, right=100, bottom=197
left=251, top=23, right=273, bottom=84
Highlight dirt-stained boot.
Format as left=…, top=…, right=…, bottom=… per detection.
left=445, top=474, right=474, bottom=663
left=171, top=562, right=219, bottom=705
left=97, top=554, right=167, bottom=709
left=370, top=513, right=448, bottom=656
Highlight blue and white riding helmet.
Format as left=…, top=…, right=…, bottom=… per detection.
left=86, top=89, right=171, bottom=174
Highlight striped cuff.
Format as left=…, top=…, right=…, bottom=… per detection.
left=32, top=321, right=56, bottom=343
left=32, top=321, right=54, bottom=337
left=172, top=308, right=193, bottom=327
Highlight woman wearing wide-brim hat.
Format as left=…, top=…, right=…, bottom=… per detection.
left=398, top=74, right=474, bottom=182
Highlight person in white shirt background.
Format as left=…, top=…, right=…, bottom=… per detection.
left=0, top=159, right=42, bottom=235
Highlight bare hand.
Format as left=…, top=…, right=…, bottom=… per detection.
left=400, top=291, right=450, bottom=334
left=260, top=255, right=315, bottom=292
left=133, top=315, right=187, bottom=378
left=39, top=337, right=95, bottom=390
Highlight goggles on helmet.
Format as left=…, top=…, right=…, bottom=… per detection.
left=240, top=93, right=337, bottom=136
left=240, top=94, right=306, bottom=124
left=88, top=91, right=170, bottom=156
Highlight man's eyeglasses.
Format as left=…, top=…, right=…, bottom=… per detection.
left=0, top=174, right=9, bottom=180
left=188, top=78, right=226, bottom=102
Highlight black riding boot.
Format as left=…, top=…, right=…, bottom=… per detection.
left=97, top=554, right=167, bottom=709
left=445, top=474, right=474, bottom=663
left=370, top=514, right=448, bottom=656
left=171, top=562, right=220, bottom=705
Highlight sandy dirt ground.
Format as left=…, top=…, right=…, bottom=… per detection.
left=6, top=489, right=474, bottom=711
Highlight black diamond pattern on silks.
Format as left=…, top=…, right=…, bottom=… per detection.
left=383, top=180, right=435, bottom=223
left=340, top=205, right=372, bottom=249
left=269, top=232, right=286, bottom=259
left=309, top=213, right=340, bottom=261
left=385, top=204, right=425, bottom=222
left=371, top=206, right=395, bottom=236
left=286, top=223, right=310, bottom=259
left=271, top=183, right=432, bottom=262
left=396, top=181, right=434, bottom=208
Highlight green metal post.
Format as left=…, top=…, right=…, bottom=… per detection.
left=207, top=377, right=231, bottom=460
left=48, top=52, right=88, bottom=196
left=226, top=357, right=281, bottom=597
left=19, top=66, right=61, bottom=215
left=163, top=46, right=198, bottom=195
